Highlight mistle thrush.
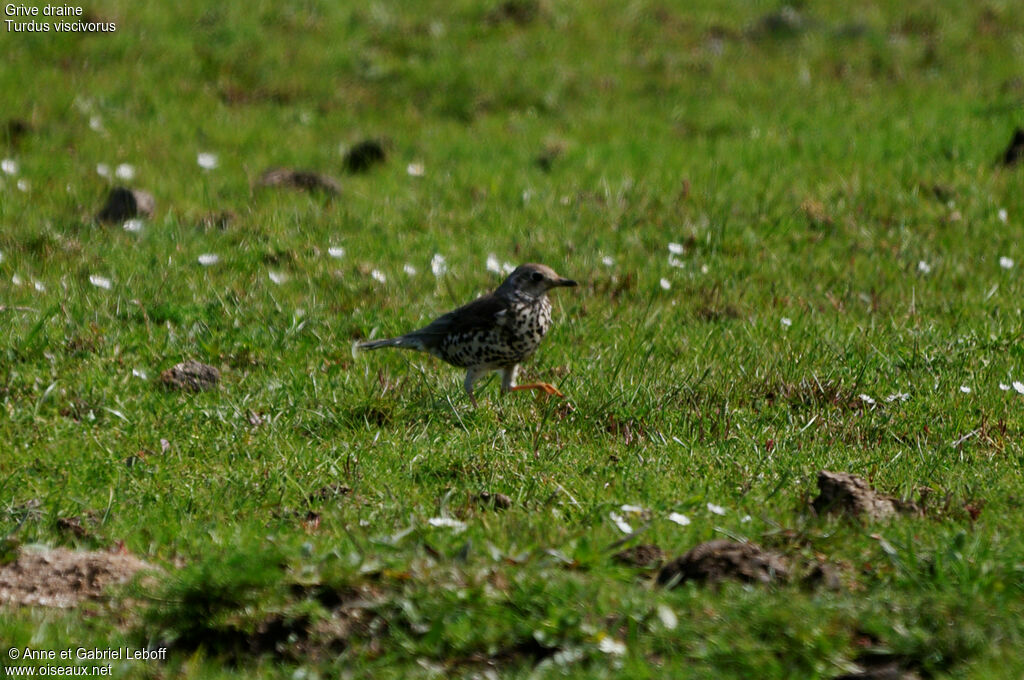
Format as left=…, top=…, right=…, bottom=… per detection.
left=357, top=263, right=577, bottom=406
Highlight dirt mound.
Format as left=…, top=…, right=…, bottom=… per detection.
left=613, top=544, right=665, bottom=568
left=342, top=139, right=387, bottom=173
left=1000, top=127, right=1024, bottom=166
left=0, top=545, right=154, bottom=608
left=257, top=167, right=340, bottom=195
left=657, top=539, right=788, bottom=587
left=160, top=360, right=220, bottom=392
left=96, top=186, right=155, bottom=222
left=473, top=491, right=512, bottom=511
left=812, top=471, right=897, bottom=521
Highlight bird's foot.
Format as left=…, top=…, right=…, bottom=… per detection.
left=510, top=382, right=565, bottom=398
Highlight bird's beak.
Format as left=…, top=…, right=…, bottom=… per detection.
left=557, top=277, right=578, bottom=287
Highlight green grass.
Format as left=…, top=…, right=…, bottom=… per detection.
left=2, top=0, right=1024, bottom=677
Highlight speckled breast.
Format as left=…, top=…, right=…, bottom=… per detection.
left=438, top=297, right=552, bottom=368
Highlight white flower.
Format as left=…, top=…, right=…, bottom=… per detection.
left=668, top=255, right=685, bottom=269
left=123, top=219, right=144, bottom=233
left=700, top=263, right=709, bottom=274
left=2, top=158, right=18, bottom=175
left=706, top=503, right=726, bottom=516
left=89, top=115, right=104, bottom=132
left=597, top=636, right=627, bottom=656
left=197, top=152, right=219, bottom=170
left=885, top=392, right=910, bottom=403
left=115, top=163, right=136, bottom=180
left=486, top=253, right=501, bottom=274
left=740, top=514, right=752, bottom=523
left=998, top=208, right=1008, bottom=223
left=659, top=278, right=671, bottom=290
left=668, top=242, right=684, bottom=254
left=132, top=368, right=148, bottom=380
left=16, top=179, right=28, bottom=192
left=11, top=274, right=23, bottom=286
left=667, top=512, right=690, bottom=526
left=96, top=163, right=111, bottom=178
left=268, top=271, right=286, bottom=285
left=781, top=317, right=792, bottom=328
left=501, top=261, right=514, bottom=274
left=601, top=255, right=614, bottom=267
left=656, top=604, right=678, bottom=630
left=999, top=383, right=1010, bottom=391
left=999, top=256, right=1014, bottom=269
left=431, top=253, right=447, bottom=277
left=327, top=246, right=345, bottom=259
left=917, top=260, right=931, bottom=274
left=89, top=274, right=112, bottom=290
left=33, top=280, right=45, bottom=292
left=859, top=394, right=876, bottom=405
left=371, top=269, right=387, bottom=283
left=609, top=512, right=633, bottom=534
left=619, top=504, right=646, bottom=514
left=960, top=385, right=971, bottom=394
left=403, top=263, right=417, bottom=276
left=1014, top=382, right=1024, bottom=394
left=427, top=517, right=466, bottom=532
left=198, top=253, right=219, bottom=266
left=407, top=162, right=425, bottom=177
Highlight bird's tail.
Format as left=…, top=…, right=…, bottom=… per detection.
left=355, top=336, right=423, bottom=352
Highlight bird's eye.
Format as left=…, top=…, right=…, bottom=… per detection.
left=530, top=271, right=544, bottom=283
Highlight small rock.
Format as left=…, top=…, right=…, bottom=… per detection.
left=657, top=539, right=788, bottom=587
left=812, top=471, right=897, bottom=521
left=56, top=516, right=91, bottom=539
left=486, top=0, right=540, bottom=26
left=534, top=141, right=566, bottom=172
left=613, top=544, right=665, bottom=568
left=160, top=360, right=220, bottom=392
left=474, top=491, right=513, bottom=511
left=802, top=561, right=842, bottom=591
left=920, top=182, right=955, bottom=202
left=343, top=139, right=387, bottom=174
left=258, top=167, right=340, bottom=195
left=4, top=118, right=31, bottom=146
left=1000, top=127, right=1024, bottom=166
left=801, top=198, right=833, bottom=227
left=750, top=5, right=809, bottom=38
left=96, top=186, right=155, bottom=223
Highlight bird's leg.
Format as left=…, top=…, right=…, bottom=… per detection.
left=464, top=368, right=485, bottom=407
left=501, top=365, right=565, bottom=398
left=510, top=382, right=566, bottom=398
left=499, top=365, right=519, bottom=394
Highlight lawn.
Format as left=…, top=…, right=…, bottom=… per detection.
left=2, top=0, right=1024, bottom=677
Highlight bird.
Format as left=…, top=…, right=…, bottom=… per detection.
left=357, top=263, right=577, bottom=406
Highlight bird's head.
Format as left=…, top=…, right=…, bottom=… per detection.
left=498, top=263, right=578, bottom=299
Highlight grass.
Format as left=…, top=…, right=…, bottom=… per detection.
left=2, top=0, right=1024, bottom=677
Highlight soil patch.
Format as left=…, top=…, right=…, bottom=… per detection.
left=657, top=539, right=788, bottom=587
left=0, top=545, right=153, bottom=608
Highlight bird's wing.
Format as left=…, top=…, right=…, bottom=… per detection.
left=406, top=294, right=508, bottom=345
